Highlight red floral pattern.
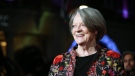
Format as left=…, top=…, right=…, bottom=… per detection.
left=113, top=52, right=120, bottom=58
left=102, top=70, right=107, bottom=75
left=101, top=61, right=105, bottom=65
left=107, top=50, right=120, bottom=58
left=107, top=50, right=114, bottom=56
left=53, top=55, right=63, bottom=65
left=59, top=66, right=63, bottom=71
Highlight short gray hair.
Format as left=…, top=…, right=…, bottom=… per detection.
left=69, top=7, right=106, bottom=41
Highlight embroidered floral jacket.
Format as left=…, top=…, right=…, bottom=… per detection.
left=48, top=45, right=125, bottom=76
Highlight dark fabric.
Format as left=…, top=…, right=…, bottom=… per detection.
left=125, top=71, right=135, bottom=76
left=74, top=53, right=97, bottom=76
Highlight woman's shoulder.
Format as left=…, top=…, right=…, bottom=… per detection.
left=106, top=49, right=121, bottom=59
left=52, top=52, right=71, bottom=65
left=100, top=48, right=121, bottom=58
left=99, top=48, right=123, bottom=65
left=97, top=48, right=125, bottom=75
left=54, top=52, right=71, bottom=59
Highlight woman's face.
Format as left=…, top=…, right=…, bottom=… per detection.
left=71, top=13, right=97, bottom=45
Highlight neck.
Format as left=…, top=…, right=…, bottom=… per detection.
left=76, top=40, right=97, bottom=57
left=126, top=70, right=135, bottom=76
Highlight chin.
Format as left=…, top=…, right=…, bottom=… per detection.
left=76, top=42, right=85, bottom=45
left=126, top=68, right=132, bottom=71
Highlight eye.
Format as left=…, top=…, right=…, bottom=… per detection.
left=129, top=59, right=134, bottom=62
left=72, top=25, right=74, bottom=27
left=72, top=25, right=76, bottom=28
left=81, top=23, right=85, bottom=26
left=123, top=60, right=127, bottom=63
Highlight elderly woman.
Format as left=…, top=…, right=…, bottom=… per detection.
left=48, top=6, right=125, bottom=76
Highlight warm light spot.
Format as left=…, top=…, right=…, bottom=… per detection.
left=0, top=41, right=7, bottom=46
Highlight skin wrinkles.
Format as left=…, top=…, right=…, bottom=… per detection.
left=71, top=12, right=97, bottom=57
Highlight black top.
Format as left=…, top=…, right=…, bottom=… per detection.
left=73, top=53, right=97, bottom=76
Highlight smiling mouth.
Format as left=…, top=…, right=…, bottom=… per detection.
left=76, top=34, right=84, bottom=37
left=76, top=36, right=83, bottom=37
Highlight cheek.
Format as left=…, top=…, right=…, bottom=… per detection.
left=131, top=62, right=135, bottom=65
left=87, top=33, right=95, bottom=39
left=124, top=63, right=127, bottom=66
left=71, top=30, right=74, bottom=35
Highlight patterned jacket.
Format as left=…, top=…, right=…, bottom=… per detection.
left=48, top=45, right=125, bottom=76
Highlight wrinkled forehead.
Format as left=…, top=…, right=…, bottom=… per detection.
left=73, top=13, right=83, bottom=24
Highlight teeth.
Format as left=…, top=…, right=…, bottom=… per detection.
left=76, top=35, right=83, bottom=36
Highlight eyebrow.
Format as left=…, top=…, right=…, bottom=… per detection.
left=72, top=22, right=84, bottom=25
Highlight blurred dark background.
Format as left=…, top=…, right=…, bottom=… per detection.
left=0, top=0, right=135, bottom=76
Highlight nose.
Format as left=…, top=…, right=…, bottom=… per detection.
left=127, top=61, right=130, bottom=65
left=75, top=25, right=82, bottom=32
